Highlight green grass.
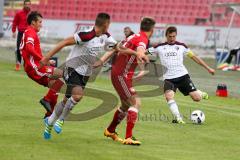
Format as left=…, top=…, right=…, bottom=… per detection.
left=0, top=50, right=240, bottom=160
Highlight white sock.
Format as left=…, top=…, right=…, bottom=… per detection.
left=168, top=100, right=181, bottom=120
left=59, top=97, right=77, bottom=120
left=48, top=101, right=65, bottom=125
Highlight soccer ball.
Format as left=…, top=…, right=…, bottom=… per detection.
left=190, top=110, right=205, bottom=124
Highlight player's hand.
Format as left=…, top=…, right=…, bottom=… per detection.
left=49, top=59, right=56, bottom=66
left=93, top=60, right=103, bottom=68
left=133, top=70, right=149, bottom=82
left=12, top=32, right=16, bottom=39
left=137, top=53, right=149, bottom=64
left=208, top=68, right=215, bottom=75
left=39, top=57, right=49, bottom=68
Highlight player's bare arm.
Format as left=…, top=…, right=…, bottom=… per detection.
left=132, top=47, right=150, bottom=81
left=40, top=36, right=76, bottom=66
left=93, top=50, right=116, bottom=68
left=133, top=59, right=149, bottom=81
left=190, top=54, right=215, bottom=75
left=136, top=47, right=149, bottom=63
left=115, top=42, right=138, bottom=55
left=94, top=42, right=139, bottom=68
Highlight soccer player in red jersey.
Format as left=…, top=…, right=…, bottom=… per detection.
left=97, top=17, right=156, bottom=145
left=20, top=11, right=63, bottom=117
left=12, top=0, right=31, bottom=71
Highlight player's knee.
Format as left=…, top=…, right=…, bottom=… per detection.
left=71, top=94, right=83, bottom=102
left=192, top=95, right=201, bottom=102
left=53, top=68, right=63, bottom=79
left=71, top=86, right=84, bottom=102
left=165, top=90, right=174, bottom=101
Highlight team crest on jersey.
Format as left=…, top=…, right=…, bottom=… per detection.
left=100, top=38, right=104, bottom=44
left=175, top=46, right=180, bottom=50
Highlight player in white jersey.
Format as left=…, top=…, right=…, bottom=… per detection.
left=149, top=26, right=215, bottom=124
left=39, top=13, right=136, bottom=140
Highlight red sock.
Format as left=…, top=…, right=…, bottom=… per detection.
left=50, top=93, right=58, bottom=110
left=44, top=79, right=63, bottom=107
left=44, top=94, right=58, bottom=117
left=44, top=89, right=57, bottom=103
left=44, top=80, right=63, bottom=116
left=43, top=89, right=57, bottom=116
left=107, top=108, right=127, bottom=133
left=51, top=79, right=64, bottom=93
left=126, top=107, right=138, bottom=139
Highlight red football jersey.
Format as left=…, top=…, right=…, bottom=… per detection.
left=12, top=8, right=30, bottom=33
left=20, top=26, right=43, bottom=72
left=111, top=31, right=149, bottom=78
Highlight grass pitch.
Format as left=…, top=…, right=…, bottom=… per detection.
left=0, top=47, right=240, bottom=160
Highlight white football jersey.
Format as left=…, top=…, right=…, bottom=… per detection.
left=149, top=41, right=191, bottom=80
left=66, top=27, right=117, bottom=76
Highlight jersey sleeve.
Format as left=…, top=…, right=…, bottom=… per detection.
left=103, top=35, right=117, bottom=51
left=147, top=47, right=157, bottom=55
left=136, top=38, right=148, bottom=50
left=73, top=31, right=83, bottom=45
left=25, top=31, right=35, bottom=46
left=182, top=44, right=193, bottom=57
left=105, top=35, right=117, bottom=45
left=73, top=29, right=96, bottom=45
left=24, top=32, right=42, bottom=59
left=185, top=50, right=195, bottom=58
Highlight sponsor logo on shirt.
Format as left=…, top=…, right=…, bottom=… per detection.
left=165, top=52, right=177, bottom=57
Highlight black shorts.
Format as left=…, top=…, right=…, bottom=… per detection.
left=164, top=74, right=197, bottom=96
left=63, top=67, right=89, bottom=98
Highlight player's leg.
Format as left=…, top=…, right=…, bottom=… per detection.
left=164, top=80, right=184, bottom=124
left=123, top=95, right=142, bottom=145
left=104, top=99, right=129, bottom=142
left=105, top=75, right=136, bottom=143
left=49, top=68, right=63, bottom=79
left=53, top=68, right=88, bottom=134
left=39, top=67, right=64, bottom=117
left=110, top=75, right=141, bottom=145
left=189, top=89, right=208, bottom=102
left=53, top=86, right=83, bottom=134
left=178, top=74, right=208, bottom=101
left=40, top=79, right=64, bottom=118
left=15, top=32, right=23, bottom=71
left=43, top=96, right=67, bottom=139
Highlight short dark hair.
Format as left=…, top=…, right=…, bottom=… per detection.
left=124, top=26, right=131, bottom=30
left=95, top=13, right=110, bottom=26
left=165, top=26, right=177, bottom=36
left=24, top=0, right=31, bottom=4
left=140, top=17, right=156, bottom=32
left=27, top=11, right=42, bottom=25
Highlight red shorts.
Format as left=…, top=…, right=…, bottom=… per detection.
left=111, top=74, right=136, bottom=101
left=26, top=66, right=54, bottom=87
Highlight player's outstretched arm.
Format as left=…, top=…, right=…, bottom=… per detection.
left=190, top=54, right=215, bottom=75
left=133, top=59, right=149, bottom=81
left=136, top=47, right=149, bottom=63
left=40, top=36, right=76, bottom=66
left=115, top=42, right=137, bottom=55
left=93, top=50, right=116, bottom=68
